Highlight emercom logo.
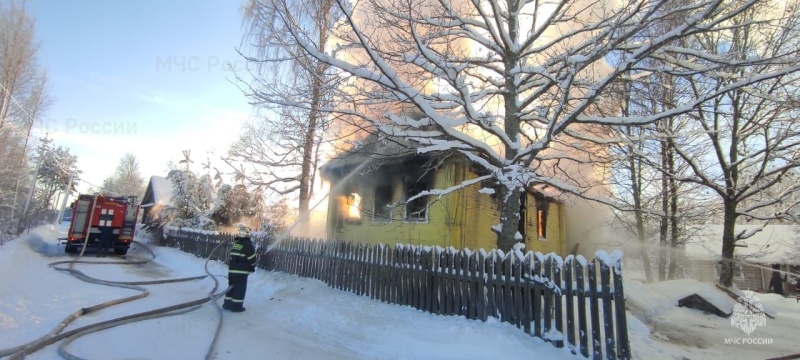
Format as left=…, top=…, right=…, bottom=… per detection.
left=730, top=290, right=767, bottom=335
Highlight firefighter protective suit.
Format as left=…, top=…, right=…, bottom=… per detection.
left=223, top=233, right=258, bottom=312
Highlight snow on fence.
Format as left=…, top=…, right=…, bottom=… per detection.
left=164, top=230, right=630, bottom=359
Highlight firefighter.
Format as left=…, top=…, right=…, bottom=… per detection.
left=223, top=225, right=258, bottom=312
left=97, top=226, right=114, bottom=257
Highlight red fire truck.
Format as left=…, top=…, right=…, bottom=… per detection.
left=62, top=194, right=140, bottom=255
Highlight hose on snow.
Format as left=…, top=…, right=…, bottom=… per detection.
left=0, top=237, right=230, bottom=360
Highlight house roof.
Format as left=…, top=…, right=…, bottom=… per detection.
left=684, top=224, right=800, bottom=265
left=144, top=176, right=175, bottom=206
left=320, top=135, right=430, bottom=177
left=320, top=134, right=565, bottom=200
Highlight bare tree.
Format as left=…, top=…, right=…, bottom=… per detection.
left=229, top=0, right=342, bottom=218
left=34, top=145, right=79, bottom=211
left=651, top=0, right=800, bottom=286
left=0, top=1, right=49, bottom=231
left=600, top=75, right=712, bottom=282
left=262, top=0, right=800, bottom=250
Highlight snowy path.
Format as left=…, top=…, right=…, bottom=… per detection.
left=0, top=225, right=580, bottom=360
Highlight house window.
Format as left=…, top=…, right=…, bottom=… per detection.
left=373, top=184, right=393, bottom=222
left=346, top=193, right=362, bottom=222
left=405, top=180, right=429, bottom=222
left=537, top=198, right=548, bottom=239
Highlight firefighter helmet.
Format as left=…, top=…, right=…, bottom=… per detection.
left=236, top=224, right=251, bottom=238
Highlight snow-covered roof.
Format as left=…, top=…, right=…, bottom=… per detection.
left=320, top=135, right=566, bottom=201
left=148, top=176, right=175, bottom=206
left=684, top=225, right=800, bottom=265
left=320, top=135, right=421, bottom=176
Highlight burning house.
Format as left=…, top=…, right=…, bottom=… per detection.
left=320, top=136, right=567, bottom=254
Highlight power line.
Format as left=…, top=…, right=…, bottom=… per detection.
left=0, top=82, right=122, bottom=195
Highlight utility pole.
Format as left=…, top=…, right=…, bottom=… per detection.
left=18, top=136, right=49, bottom=233
left=55, top=172, right=74, bottom=224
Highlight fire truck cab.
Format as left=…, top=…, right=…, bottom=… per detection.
left=63, top=194, right=140, bottom=255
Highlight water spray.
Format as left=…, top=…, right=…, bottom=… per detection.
left=265, top=154, right=383, bottom=253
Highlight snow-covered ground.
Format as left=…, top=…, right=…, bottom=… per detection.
left=2, top=224, right=799, bottom=359
left=625, top=278, right=800, bottom=359
left=0, top=224, right=581, bottom=359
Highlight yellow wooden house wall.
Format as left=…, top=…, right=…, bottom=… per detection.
left=325, top=158, right=566, bottom=255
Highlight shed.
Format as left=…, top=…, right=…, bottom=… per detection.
left=140, top=176, right=175, bottom=226
left=684, top=225, right=800, bottom=293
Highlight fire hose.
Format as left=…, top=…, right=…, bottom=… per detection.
left=0, top=232, right=230, bottom=360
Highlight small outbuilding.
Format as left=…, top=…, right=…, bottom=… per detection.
left=139, top=175, right=175, bottom=242
left=684, top=225, right=799, bottom=293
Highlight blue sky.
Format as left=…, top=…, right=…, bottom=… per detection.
left=23, top=0, right=253, bottom=192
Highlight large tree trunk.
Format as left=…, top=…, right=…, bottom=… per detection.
left=627, top=127, right=653, bottom=282
left=497, top=186, right=522, bottom=251
left=658, top=137, right=669, bottom=281
left=298, top=80, right=319, bottom=216
left=495, top=2, right=522, bottom=252
left=719, top=201, right=737, bottom=287
left=297, top=0, right=331, bottom=219
left=667, top=129, right=679, bottom=280
left=719, top=89, right=742, bottom=288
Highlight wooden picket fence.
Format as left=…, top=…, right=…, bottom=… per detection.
left=164, top=230, right=631, bottom=359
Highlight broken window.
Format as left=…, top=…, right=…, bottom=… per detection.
left=405, top=180, right=429, bottom=222
left=373, top=184, right=392, bottom=222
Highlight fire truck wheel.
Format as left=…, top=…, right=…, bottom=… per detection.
left=113, top=247, right=129, bottom=256
left=65, top=245, right=77, bottom=254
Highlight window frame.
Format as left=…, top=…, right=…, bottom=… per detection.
left=404, top=180, right=429, bottom=223
left=536, top=196, right=548, bottom=240
left=344, top=192, right=363, bottom=224
left=372, top=184, right=393, bottom=223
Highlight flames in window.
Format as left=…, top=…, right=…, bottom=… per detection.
left=537, top=201, right=548, bottom=239
left=347, top=193, right=361, bottom=220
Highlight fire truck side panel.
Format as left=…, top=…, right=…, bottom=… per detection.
left=67, top=195, right=94, bottom=240
left=119, top=202, right=139, bottom=241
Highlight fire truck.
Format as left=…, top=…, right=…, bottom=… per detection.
left=62, top=194, right=140, bottom=255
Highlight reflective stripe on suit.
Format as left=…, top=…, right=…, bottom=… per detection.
left=224, top=237, right=258, bottom=310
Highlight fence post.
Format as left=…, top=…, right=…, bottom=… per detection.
left=613, top=257, right=630, bottom=360
left=553, top=255, right=564, bottom=348
left=533, top=253, right=542, bottom=338
left=588, top=259, right=602, bottom=360
left=503, top=252, right=513, bottom=323
left=360, top=243, right=366, bottom=295
left=485, top=251, right=496, bottom=319
left=576, top=256, right=589, bottom=357
left=417, top=247, right=425, bottom=309
left=523, top=253, right=532, bottom=335
left=513, top=252, right=523, bottom=328
left=453, top=249, right=463, bottom=316
left=600, top=256, right=616, bottom=360
left=469, top=251, right=479, bottom=320
left=565, top=255, right=576, bottom=354
left=543, top=255, right=552, bottom=342
left=433, top=247, right=441, bottom=314
left=477, top=250, right=487, bottom=322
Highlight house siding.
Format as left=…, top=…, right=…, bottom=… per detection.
left=325, top=157, right=566, bottom=255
